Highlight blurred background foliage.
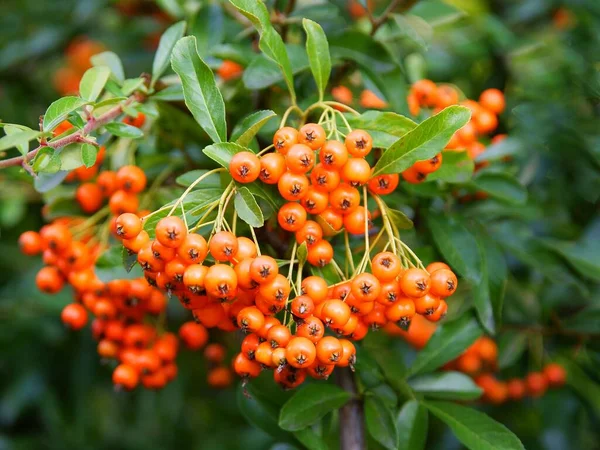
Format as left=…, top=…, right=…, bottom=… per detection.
left=1, top=0, right=599, bottom=449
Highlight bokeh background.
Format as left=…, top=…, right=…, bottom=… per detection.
left=1, top=0, right=599, bottom=449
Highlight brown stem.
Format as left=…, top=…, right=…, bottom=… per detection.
left=336, top=368, right=365, bottom=450
left=0, top=93, right=141, bottom=170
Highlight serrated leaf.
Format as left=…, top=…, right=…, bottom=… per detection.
left=229, top=0, right=296, bottom=102
left=105, top=122, right=144, bottom=139
left=365, top=394, right=399, bottom=450
left=0, top=128, right=41, bottom=154
left=235, top=186, right=264, bottom=228
left=279, top=384, right=351, bottom=431
left=231, top=110, right=277, bottom=147
left=397, top=400, right=428, bottom=450
left=152, top=21, right=186, bottom=86
left=372, top=106, right=471, bottom=176
left=79, top=66, right=110, bottom=102
left=427, top=150, right=474, bottom=183
left=303, top=19, right=331, bottom=101
left=171, top=36, right=227, bottom=143
left=91, top=51, right=125, bottom=84
left=43, top=96, right=88, bottom=132
left=80, top=144, right=98, bottom=168
left=472, top=172, right=527, bottom=205
left=409, top=314, right=483, bottom=375
left=422, top=400, right=525, bottom=450
left=203, top=142, right=251, bottom=168
left=408, top=372, right=483, bottom=400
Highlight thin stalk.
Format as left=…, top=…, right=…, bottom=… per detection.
left=167, top=168, right=225, bottom=217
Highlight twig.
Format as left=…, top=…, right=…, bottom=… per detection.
left=336, top=369, right=365, bottom=450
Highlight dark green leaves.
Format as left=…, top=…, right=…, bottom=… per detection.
left=423, top=401, right=525, bottom=450
left=151, top=21, right=186, bottom=86
left=171, top=36, right=227, bottom=143
left=203, top=142, right=250, bottom=168
left=303, top=19, right=331, bottom=101
left=340, top=111, right=417, bottom=148
left=372, top=106, right=470, bottom=176
left=365, top=394, right=398, bottom=450
left=43, top=97, right=88, bottom=132
left=230, top=110, right=277, bottom=147
left=79, top=66, right=110, bottom=102
left=472, top=172, right=527, bottom=205
left=105, top=122, right=144, bottom=139
left=278, top=384, right=351, bottom=431
left=409, top=314, right=483, bottom=375
left=235, top=186, right=264, bottom=227
left=397, top=400, right=428, bottom=450
left=408, top=372, right=483, bottom=400
left=229, top=0, right=296, bottom=103
left=427, top=150, right=474, bottom=183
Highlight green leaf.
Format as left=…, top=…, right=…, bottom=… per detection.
left=34, top=172, right=68, bottom=193
left=397, top=400, right=428, bottom=450
left=427, top=151, right=474, bottom=183
left=91, top=51, right=125, bottom=84
left=122, top=246, right=138, bottom=272
left=302, top=19, right=331, bottom=101
left=56, top=144, right=85, bottom=171
left=422, top=400, right=525, bottom=450
left=121, top=78, right=145, bottom=96
left=364, top=394, right=399, bottom=450
left=329, top=31, right=396, bottom=73
left=80, top=144, right=98, bottom=168
left=409, top=314, right=483, bottom=375
left=231, top=110, right=277, bottom=147
left=94, top=96, right=128, bottom=109
left=150, top=84, right=184, bottom=101
left=242, top=181, right=285, bottom=216
left=171, top=36, right=227, bottom=143
left=234, top=186, right=264, bottom=228
left=190, top=4, right=224, bottom=58
left=481, top=236, right=507, bottom=329
left=372, top=106, right=471, bottom=176
left=43, top=96, right=88, bottom=132
left=279, top=384, right=351, bottom=431
left=297, top=242, right=308, bottom=266
left=79, top=66, right=110, bottom=102
left=426, top=211, right=482, bottom=283
left=497, top=332, right=528, bottom=369
left=96, top=245, right=122, bottom=268
left=203, top=142, right=251, bottom=168
left=475, top=136, right=521, bottom=162
left=310, top=264, right=342, bottom=286
left=152, top=21, right=186, bottom=86
left=388, top=14, right=433, bottom=51
left=472, top=172, right=527, bottom=205
left=293, top=428, right=329, bottom=450
left=229, top=0, right=296, bottom=103
left=339, top=111, right=417, bottom=148
left=243, top=44, right=308, bottom=90
left=556, top=356, right=600, bottom=417
left=176, top=170, right=221, bottom=188
left=362, top=334, right=413, bottom=398
left=105, top=122, right=144, bottom=139
left=408, top=372, right=483, bottom=400
left=387, top=208, right=414, bottom=230
left=0, top=128, right=41, bottom=153
left=562, top=304, right=600, bottom=333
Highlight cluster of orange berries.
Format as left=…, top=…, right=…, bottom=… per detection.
left=332, top=85, right=388, bottom=111
left=53, top=38, right=105, bottom=95
left=409, top=80, right=506, bottom=166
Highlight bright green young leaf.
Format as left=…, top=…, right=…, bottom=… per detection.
left=203, top=142, right=251, bottom=168
left=302, top=19, right=331, bottom=101
left=279, top=384, right=351, bottom=431
left=372, top=106, right=471, bottom=176
left=43, top=96, right=88, bottom=132
left=121, top=78, right=145, bottom=96
left=171, top=36, right=227, bottom=143
left=427, top=150, right=474, bottom=183
left=91, top=51, right=125, bottom=84
left=229, top=0, right=296, bottom=103
left=397, top=400, right=428, bottom=450
left=364, top=394, right=399, bottom=450
left=423, top=400, right=525, bottom=450
left=152, top=21, right=186, bottom=86
left=55, top=144, right=85, bottom=171
left=94, top=96, right=128, bottom=109
left=234, top=187, right=264, bottom=228
left=426, top=211, right=482, bottom=283
left=231, top=110, right=277, bottom=147
left=472, top=172, right=527, bottom=205
left=176, top=170, right=221, bottom=188
left=409, top=314, right=483, bottom=375
left=79, top=66, right=110, bottom=102
left=150, top=84, right=184, bottom=101
left=0, top=128, right=41, bottom=154
left=80, top=144, right=98, bottom=168
left=408, top=372, right=483, bottom=401
left=345, top=111, right=417, bottom=137
left=105, top=122, right=144, bottom=139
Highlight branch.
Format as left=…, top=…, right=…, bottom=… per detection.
left=336, top=368, right=365, bottom=450
left=0, top=94, right=141, bottom=170
left=369, top=0, right=419, bottom=36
